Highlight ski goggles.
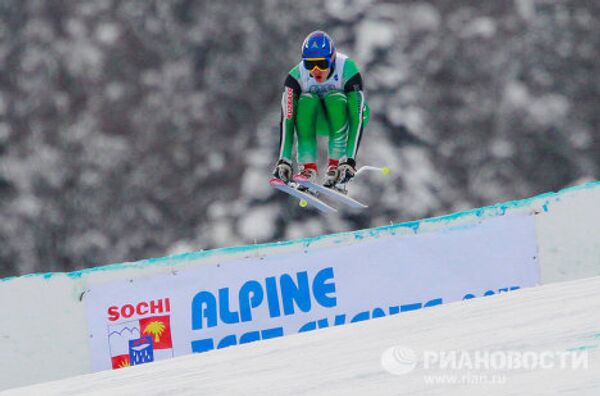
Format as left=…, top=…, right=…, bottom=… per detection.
left=303, top=57, right=332, bottom=72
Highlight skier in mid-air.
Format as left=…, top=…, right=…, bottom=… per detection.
left=272, top=30, right=370, bottom=191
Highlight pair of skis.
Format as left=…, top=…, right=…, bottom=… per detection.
left=270, top=166, right=390, bottom=214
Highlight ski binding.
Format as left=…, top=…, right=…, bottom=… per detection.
left=270, top=178, right=337, bottom=214
left=293, top=175, right=367, bottom=209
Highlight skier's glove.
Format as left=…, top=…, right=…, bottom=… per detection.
left=337, top=158, right=357, bottom=185
left=272, top=159, right=293, bottom=183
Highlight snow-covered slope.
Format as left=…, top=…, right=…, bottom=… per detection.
left=1, top=180, right=598, bottom=391
left=5, top=275, right=599, bottom=396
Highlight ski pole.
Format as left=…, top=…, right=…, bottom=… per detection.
left=355, top=165, right=390, bottom=177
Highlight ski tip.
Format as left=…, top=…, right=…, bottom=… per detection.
left=382, top=166, right=391, bottom=176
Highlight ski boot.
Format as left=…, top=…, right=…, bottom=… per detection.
left=294, top=163, right=318, bottom=192
left=334, top=159, right=357, bottom=194
left=322, top=160, right=340, bottom=189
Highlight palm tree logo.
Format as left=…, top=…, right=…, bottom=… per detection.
left=118, top=357, right=131, bottom=369
left=143, top=320, right=166, bottom=343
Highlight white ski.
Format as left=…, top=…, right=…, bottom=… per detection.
left=270, top=178, right=337, bottom=214
left=293, top=175, right=367, bottom=209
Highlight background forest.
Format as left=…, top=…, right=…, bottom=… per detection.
left=0, top=0, right=598, bottom=277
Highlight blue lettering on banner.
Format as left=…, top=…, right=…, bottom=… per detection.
left=219, top=288, right=239, bottom=324
left=239, top=280, right=264, bottom=322
left=191, top=291, right=217, bottom=330
left=190, top=278, right=522, bottom=353
left=298, top=298, right=444, bottom=333
left=191, top=267, right=337, bottom=330
left=280, top=271, right=311, bottom=315
left=191, top=327, right=285, bottom=353
left=463, top=286, right=520, bottom=300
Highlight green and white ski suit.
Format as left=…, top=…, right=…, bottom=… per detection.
left=278, top=52, right=370, bottom=166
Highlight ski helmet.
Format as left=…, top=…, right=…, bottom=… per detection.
left=302, top=31, right=335, bottom=70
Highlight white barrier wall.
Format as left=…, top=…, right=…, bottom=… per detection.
left=86, top=215, right=538, bottom=371
left=1, top=181, right=599, bottom=390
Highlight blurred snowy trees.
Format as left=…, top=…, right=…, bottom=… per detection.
left=0, top=0, right=598, bottom=276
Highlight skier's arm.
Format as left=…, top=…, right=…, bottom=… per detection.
left=278, top=74, right=301, bottom=162
left=343, top=64, right=367, bottom=163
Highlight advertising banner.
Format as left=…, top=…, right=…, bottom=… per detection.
left=85, top=214, right=539, bottom=371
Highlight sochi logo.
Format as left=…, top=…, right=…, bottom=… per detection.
left=106, top=298, right=174, bottom=369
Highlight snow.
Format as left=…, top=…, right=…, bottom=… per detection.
left=325, top=0, right=374, bottom=21
left=211, top=221, right=239, bottom=247
left=95, top=23, right=120, bottom=45
left=104, top=82, right=126, bottom=102
left=240, top=168, right=272, bottom=200
left=461, top=17, right=497, bottom=39
left=285, top=218, right=325, bottom=240
left=238, top=205, right=277, bottom=241
left=0, top=94, right=6, bottom=116
left=5, top=275, right=599, bottom=395
left=490, top=139, right=515, bottom=159
left=515, top=0, right=536, bottom=20
left=529, top=94, right=570, bottom=127
left=207, top=152, right=225, bottom=171
left=355, top=20, right=396, bottom=64
left=166, top=240, right=196, bottom=257
left=503, top=83, right=571, bottom=127
left=396, top=146, right=439, bottom=216
left=504, top=82, right=531, bottom=109
left=1, top=181, right=598, bottom=392
left=408, top=4, right=441, bottom=32
left=0, top=123, right=10, bottom=142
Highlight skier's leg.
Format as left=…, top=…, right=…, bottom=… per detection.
left=336, top=91, right=370, bottom=186
left=345, top=90, right=369, bottom=160
left=323, top=91, right=349, bottom=161
left=295, top=92, right=320, bottom=179
left=322, top=91, right=349, bottom=186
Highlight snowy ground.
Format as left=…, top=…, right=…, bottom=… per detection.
left=4, top=276, right=600, bottom=396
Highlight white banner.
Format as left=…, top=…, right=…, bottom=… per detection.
left=85, top=214, right=539, bottom=371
